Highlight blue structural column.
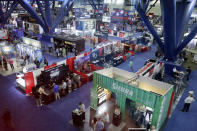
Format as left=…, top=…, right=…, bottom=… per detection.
left=175, top=23, right=197, bottom=55
left=0, top=2, right=4, bottom=22
left=36, top=0, right=48, bottom=28
left=18, top=0, right=49, bottom=33
left=160, top=0, right=176, bottom=61
left=88, top=0, right=97, bottom=10
left=52, top=0, right=74, bottom=31
left=3, top=1, right=19, bottom=24
left=6, top=1, right=10, bottom=13
left=136, top=4, right=164, bottom=52
left=146, top=0, right=158, bottom=14
left=176, top=0, right=196, bottom=47
left=142, top=0, right=149, bottom=12
left=45, top=0, right=52, bottom=27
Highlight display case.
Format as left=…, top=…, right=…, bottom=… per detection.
left=16, top=72, right=26, bottom=90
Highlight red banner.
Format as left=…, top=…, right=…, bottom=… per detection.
left=44, top=63, right=57, bottom=70
left=167, top=92, right=174, bottom=118
left=24, top=72, right=35, bottom=94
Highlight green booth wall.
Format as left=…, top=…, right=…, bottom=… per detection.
left=90, top=72, right=173, bottom=130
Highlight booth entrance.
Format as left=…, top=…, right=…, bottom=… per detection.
left=125, top=99, right=153, bottom=129
left=97, top=86, right=111, bottom=106
left=90, top=67, right=174, bottom=131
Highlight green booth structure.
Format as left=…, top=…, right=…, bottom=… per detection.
left=90, top=67, right=173, bottom=130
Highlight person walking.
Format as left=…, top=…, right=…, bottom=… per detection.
left=8, top=58, right=14, bottom=70
left=186, top=66, right=191, bottom=82
left=1, top=107, right=14, bottom=129
left=56, top=48, right=59, bottom=58
left=95, top=118, right=104, bottom=131
left=3, top=57, right=8, bottom=71
left=61, top=80, right=67, bottom=96
left=129, top=60, right=134, bottom=72
left=38, top=86, right=47, bottom=106
left=102, top=112, right=110, bottom=130
left=53, top=83, right=60, bottom=100
left=63, top=47, right=66, bottom=57
left=180, top=93, right=195, bottom=112
left=0, top=55, right=2, bottom=70
left=33, top=87, right=42, bottom=107
left=44, top=57, right=48, bottom=66
left=75, top=49, right=78, bottom=56
left=34, top=58, right=40, bottom=68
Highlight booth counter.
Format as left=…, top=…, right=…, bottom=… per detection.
left=90, top=67, right=174, bottom=130
left=90, top=41, right=125, bottom=67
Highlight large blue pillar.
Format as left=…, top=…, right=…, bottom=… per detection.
left=0, top=2, right=4, bottom=22
left=18, top=0, right=49, bottom=33
left=45, top=0, right=52, bottom=27
left=136, top=4, right=164, bottom=52
left=175, top=23, right=197, bottom=55
left=36, top=0, right=48, bottom=28
left=176, top=0, right=196, bottom=47
left=3, top=1, right=19, bottom=24
left=160, top=0, right=176, bottom=61
left=52, top=0, right=74, bottom=31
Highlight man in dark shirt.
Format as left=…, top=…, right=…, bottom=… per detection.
left=186, top=67, right=192, bottom=81
left=1, top=108, right=14, bottom=129
left=44, top=57, right=48, bottom=66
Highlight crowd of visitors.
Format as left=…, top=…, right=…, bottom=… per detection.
left=32, top=73, right=81, bottom=107
left=0, top=55, right=14, bottom=71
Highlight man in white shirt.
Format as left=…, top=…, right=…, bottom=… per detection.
left=79, top=102, right=85, bottom=113
left=180, top=93, right=195, bottom=112
left=61, top=80, right=67, bottom=95
left=103, top=112, right=110, bottom=123
left=62, top=80, right=67, bottom=90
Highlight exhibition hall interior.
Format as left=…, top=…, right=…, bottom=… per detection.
left=0, top=0, right=197, bottom=131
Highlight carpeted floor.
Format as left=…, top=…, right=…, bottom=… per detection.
left=164, top=69, right=197, bottom=131
left=0, top=42, right=197, bottom=131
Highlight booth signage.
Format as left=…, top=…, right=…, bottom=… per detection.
left=65, top=41, right=72, bottom=45
left=50, top=69, right=60, bottom=78
left=112, top=82, right=133, bottom=97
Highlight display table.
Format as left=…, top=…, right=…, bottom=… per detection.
left=113, top=112, right=121, bottom=127
left=72, top=111, right=85, bottom=127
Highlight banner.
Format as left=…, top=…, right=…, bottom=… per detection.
left=24, top=72, right=35, bottom=94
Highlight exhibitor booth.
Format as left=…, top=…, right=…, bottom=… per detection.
left=90, top=67, right=174, bottom=131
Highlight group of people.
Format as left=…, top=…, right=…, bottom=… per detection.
left=0, top=55, right=14, bottom=71
left=34, top=57, right=48, bottom=69
left=92, top=112, right=110, bottom=131
left=55, top=46, right=68, bottom=58
left=172, top=66, right=191, bottom=82
left=32, top=73, right=81, bottom=107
